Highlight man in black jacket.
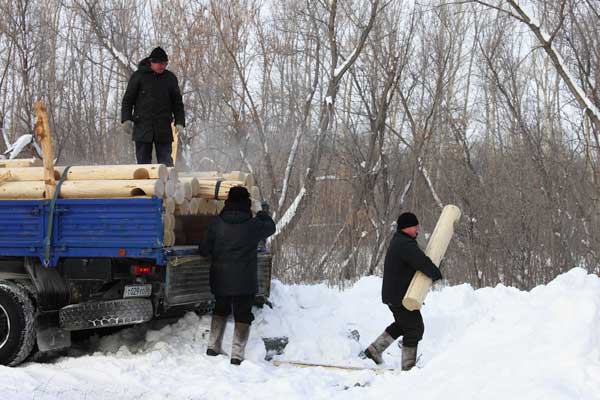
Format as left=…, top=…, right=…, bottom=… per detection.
left=363, top=212, right=442, bottom=370
left=121, top=47, right=185, bottom=167
left=201, top=186, right=276, bottom=365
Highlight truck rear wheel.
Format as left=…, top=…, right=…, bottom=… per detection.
left=0, top=281, right=36, bottom=366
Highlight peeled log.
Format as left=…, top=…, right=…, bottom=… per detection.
left=167, top=167, right=178, bottom=183
left=402, top=205, right=461, bottom=311
left=189, top=198, right=202, bottom=214
left=164, top=230, right=175, bottom=247
left=55, top=164, right=168, bottom=182
left=59, top=180, right=165, bottom=199
left=178, top=177, right=201, bottom=197
left=163, top=214, right=175, bottom=231
left=224, top=171, right=254, bottom=188
left=173, top=184, right=186, bottom=205
left=0, top=167, right=59, bottom=181
left=163, top=198, right=176, bottom=214
left=175, top=200, right=191, bottom=215
left=0, top=158, right=42, bottom=168
left=0, top=181, right=46, bottom=199
left=194, top=180, right=245, bottom=200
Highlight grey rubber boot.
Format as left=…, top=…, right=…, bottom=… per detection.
left=206, top=315, right=227, bottom=356
left=401, top=345, right=418, bottom=371
left=364, top=331, right=395, bottom=365
left=230, top=322, right=251, bottom=365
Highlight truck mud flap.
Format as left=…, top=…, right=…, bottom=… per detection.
left=59, top=298, right=153, bottom=331
left=165, top=255, right=212, bottom=306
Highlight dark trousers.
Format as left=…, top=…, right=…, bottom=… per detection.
left=135, top=141, right=174, bottom=167
left=384, top=304, right=424, bottom=347
left=213, top=295, right=255, bottom=325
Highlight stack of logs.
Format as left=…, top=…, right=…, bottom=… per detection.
left=0, top=162, right=261, bottom=247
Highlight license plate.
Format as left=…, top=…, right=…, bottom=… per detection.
left=123, top=284, right=152, bottom=298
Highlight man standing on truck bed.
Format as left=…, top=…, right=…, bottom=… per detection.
left=121, top=46, right=185, bottom=167
left=363, top=212, right=442, bottom=371
left=201, top=186, right=276, bottom=365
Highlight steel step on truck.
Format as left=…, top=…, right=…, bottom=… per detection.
left=0, top=197, right=272, bottom=366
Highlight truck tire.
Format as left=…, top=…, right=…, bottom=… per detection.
left=59, top=299, right=153, bottom=331
left=0, top=281, right=36, bottom=366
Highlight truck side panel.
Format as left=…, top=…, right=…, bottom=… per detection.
left=0, top=198, right=165, bottom=266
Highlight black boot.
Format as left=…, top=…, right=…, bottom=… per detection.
left=230, top=322, right=251, bottom=365
left=363, top=331, right=395, bottom=365
left=206, top=315, right=227, bottom=356
left=401, top=345, right=418, bottom=371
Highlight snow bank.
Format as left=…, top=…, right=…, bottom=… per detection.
left=1, top=268, right=599, bottom=399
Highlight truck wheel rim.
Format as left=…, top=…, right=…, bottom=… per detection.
left=0, top=304, right=9, bottom=349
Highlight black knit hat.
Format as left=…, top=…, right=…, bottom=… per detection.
left=149, top=47, right=168, bottom=62
left=397, top=212, right=419, bottom=229
left=224, top=186, right=251, bottom=212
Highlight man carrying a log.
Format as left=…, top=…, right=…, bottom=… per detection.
left=121, top=46, right=185, bottom=167
left=200, top=187, right=276, bottom=365
left=363, top=212, right=443, bottom=371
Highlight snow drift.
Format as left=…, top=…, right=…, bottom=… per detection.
left=1, top=267, right=599, bottom=399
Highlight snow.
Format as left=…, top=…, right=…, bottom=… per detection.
left=2, top=268, right=600, bottom=399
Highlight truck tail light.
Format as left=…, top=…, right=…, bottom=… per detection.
left=132, top=265, right=154, bottom=276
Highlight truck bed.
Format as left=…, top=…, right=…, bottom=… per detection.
left=0, top=197, right=166, bottom=266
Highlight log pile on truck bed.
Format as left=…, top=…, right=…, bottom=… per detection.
left=0, top=162, right=261, bottom=247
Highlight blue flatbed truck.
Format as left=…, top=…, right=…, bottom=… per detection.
left=0, top=197, right=272, bottom=366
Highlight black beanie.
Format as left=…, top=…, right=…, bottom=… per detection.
left=397, top=212, right=419, bottom=229
left=149, top=47, right=168, bottom=62
left=224, top=186, right=251, bottom=212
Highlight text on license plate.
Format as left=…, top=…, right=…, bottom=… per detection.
left=123, top=284, right=152, bottom=298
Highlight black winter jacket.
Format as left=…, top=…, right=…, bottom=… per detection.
left=382, top=231, right=442, bottom=306
left=201, top=210, right=276, bottom=296
left=121, top=58, right=185, bottom=143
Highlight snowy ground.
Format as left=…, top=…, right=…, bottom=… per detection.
left=1, top=267, right=600, bottom=400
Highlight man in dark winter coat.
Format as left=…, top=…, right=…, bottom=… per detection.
left=121, top=46, right=185, bottom=167
left=200, top=186, right=276, bottom=365
left=363, top=212, right=442, bottom=371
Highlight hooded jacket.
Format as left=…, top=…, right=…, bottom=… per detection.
left=382, top=231, right=443, bottom=306
left=201, top=210, right=276, bottom=296
left=121, top=57, right=185, bottom=143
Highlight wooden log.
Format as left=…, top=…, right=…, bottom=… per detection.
left=167, top=167, right=178, bottom=183
left=402, top=205, right=462, bottom=311
left=0, top=181, right=46, bottom=199
left=224, top=171, right=254, bottom=187
left=175, top=199, right=191, bottom=215
left=34, top=102, right=56, bottom=198
left=0, top=158, right=42, bottom=168
left=194, top=180, right=245, bottom=200
left=55, top=164, right=168, bottom=182
left=0, top=167, right=59, bottom=181
left=163, top=214, right=175, bottom=231
left=173, top=184, right=186, bottom=205
left=163, top=198, right=176, bottom=214
left=165, top=180, right=177, bottom=198
left=0, top=172, right=10, bottom=183
left=189, top=198, right=201, bottom=214
left=178, top=177, right=201, bottom=197
left=163, top=230, right=175, bottom=247
left=171, top=124, right=178, bottom=166
left=58, top=179, right=165, bottom=198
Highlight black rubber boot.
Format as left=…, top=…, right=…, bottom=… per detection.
left=363, top=331, right=395, bottom=365
left=206, top=315, right=227, bottom=356
left=401, top=345, right=418, bottom=371
left=230, top=322, right=251, bottom=365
